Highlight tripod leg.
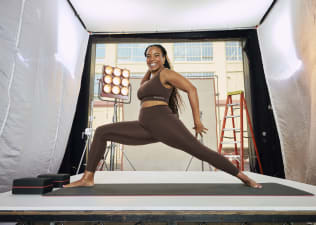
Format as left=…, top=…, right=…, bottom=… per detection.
left=185, top=156, right=194, bottom=171
left=76, top=140, right=89, bottom=174
left=121, top=150, right=137, bottom=171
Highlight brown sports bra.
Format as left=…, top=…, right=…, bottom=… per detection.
left=137, top=71, right=173, bottom=104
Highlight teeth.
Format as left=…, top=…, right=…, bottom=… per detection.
left=150, top=63, right=156, bottom=66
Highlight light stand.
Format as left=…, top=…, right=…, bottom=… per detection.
left=185, top=111, right=213, bottom=171
left=97, top=80, right=134, bottom=171
left=76, top=100, right=94, bottom=174
left=76, top=65, right=136, bottom=173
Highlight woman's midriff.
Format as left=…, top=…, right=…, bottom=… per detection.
left=141, top=100, right=168, bottom=109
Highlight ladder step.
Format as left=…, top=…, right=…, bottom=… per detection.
left=227, top=103, right=240, bottom=106
left=221, top=141, right=240, bottom=144
left=227, top=90, right=243, bottom=96
left=225, top=115, right=240, bottom=118
left=224, top=155, right=240, bottom=159
left=223, top=128, right=240, bottom=132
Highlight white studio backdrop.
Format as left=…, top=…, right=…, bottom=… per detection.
left=258, top=0, right=316, bottom=184
left=0, top=0, right=89, bottom=192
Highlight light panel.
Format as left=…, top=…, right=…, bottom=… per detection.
left=100, top=65, right=130, bottom=100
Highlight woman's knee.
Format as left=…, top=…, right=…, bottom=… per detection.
left=94, top=126, right=110, bottom=139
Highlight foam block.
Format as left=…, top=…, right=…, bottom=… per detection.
left=38, top=174, right=70, bottom=187
left=12, top=177, right=53, bottom=194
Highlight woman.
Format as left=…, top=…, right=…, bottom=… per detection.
left=64, top=44, right=262, bottom=188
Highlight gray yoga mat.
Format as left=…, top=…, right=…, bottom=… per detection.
left=45, top=183, right=313, bottom=196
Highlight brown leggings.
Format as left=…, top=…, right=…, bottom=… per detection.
left=86, top=105, right=239, bottom=176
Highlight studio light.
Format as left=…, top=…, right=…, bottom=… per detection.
left=113, top=67, right=121, bottom=76
left=100, top=65, right=131, bottom=100
left=112, top=86, right=120, bottom=95
left=103, top=84, right=111, bottom=93
left=121, top=87, right=129, bottom=96
left=122, top=69, right=130, bottom=78
left=113, top=77, right=121, bottom=85
left=105, top=66, right=113, bottom=75
left=122, top=78, right=129, bottom=87
left=104, top=75, right=112, bottom=84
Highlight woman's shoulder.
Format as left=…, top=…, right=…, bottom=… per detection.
left=160, top=68, right=183, bottom=79
left=160, top=68, right=176, bottom=77
left=159, top=68, right=172, bottom=82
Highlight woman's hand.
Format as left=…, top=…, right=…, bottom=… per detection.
left=193, top=121, right=208, bottom=138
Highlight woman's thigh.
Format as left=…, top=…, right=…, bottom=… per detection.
left=95, top=121, right=157, bottom=145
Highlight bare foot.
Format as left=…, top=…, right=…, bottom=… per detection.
left=63, top=171, right=95, bottom=188
left=237, top=172, right=262, bottom=188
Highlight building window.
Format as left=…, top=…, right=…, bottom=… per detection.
left=117, top=44, right=150, bottom=63
left=174, top=42, right=213, bottom=62
left=130, top=72, right=145, bottom=78
left=96, top=44, right=106, bottom=60
left=225, top=42, right=242, bottom=61
left=181, top=72, right=215, bottom=78
left=94, top=74, right=102, bottom=97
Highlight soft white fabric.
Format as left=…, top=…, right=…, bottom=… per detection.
left=69, top=0, right=274, bottom=33
left=0, top=0, right=89, bottom=192
left=258, top=0, right=316, bottom=184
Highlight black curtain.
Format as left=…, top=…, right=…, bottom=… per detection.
left=59, top=37, right=92, bottom=175
left=243, top=30, right=285, bottom=178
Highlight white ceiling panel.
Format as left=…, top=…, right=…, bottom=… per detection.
left=69, top=0, right=274, bottom=33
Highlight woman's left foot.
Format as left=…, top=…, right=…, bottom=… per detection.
left=237, top=172, right=262, bottom=188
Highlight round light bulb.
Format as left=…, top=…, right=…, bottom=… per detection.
left=105, top=66, right=113, bottom=75
left=121, top=78, right=129, bottom=87
left=113, top=77, right=121, bottom=85
left=103, top=84, right=111, bottom=93
left=104, top=75, right=112, bottom=84
left=113, top=68, right=121, bottom=76
left=112, top=86, right=120, bottom=95
left=122, top=69, right=130, bottom=78
left=121, top=87, right=129, bottom=96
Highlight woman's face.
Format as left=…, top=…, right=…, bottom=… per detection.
left=145, top=46, right=166, bottom=72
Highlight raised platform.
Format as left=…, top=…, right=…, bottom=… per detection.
left=1, top=171, right=316, bottom=224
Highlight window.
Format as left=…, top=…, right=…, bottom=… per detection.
left=117, top=44, right=150, bottom=63
left=174, top=42, right=213, bottom=62
left=181, top=72, right=214, bottom=78
left=225, top=42, right=242, bottom=61
left=130, top=72, right=145, bottom=78
left=96, top=44, right=106, bottom=59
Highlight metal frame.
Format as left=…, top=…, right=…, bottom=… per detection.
left=1, top=210, right=316, bottom=224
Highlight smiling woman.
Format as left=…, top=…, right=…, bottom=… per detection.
left=64, top=44, right=262, bottom=189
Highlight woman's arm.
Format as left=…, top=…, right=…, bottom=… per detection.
left=140, top=70, right=151, bottom=86
left=160, top=69, right=208, bottom=137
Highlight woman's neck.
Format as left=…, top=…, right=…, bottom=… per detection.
left=151, top=67, right=163, bottom=77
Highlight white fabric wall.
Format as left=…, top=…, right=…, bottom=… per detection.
left=258, top=0, right=316, bottom=184
left=0, top=0, right=89, bottom=192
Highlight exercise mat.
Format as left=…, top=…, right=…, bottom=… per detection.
left=45, top=183, right=313, bottom=196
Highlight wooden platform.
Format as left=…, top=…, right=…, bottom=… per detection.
left=1, top=171, right=316, bottom=224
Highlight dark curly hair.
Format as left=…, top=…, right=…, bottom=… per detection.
left=144, top=44, right=182, bottom=116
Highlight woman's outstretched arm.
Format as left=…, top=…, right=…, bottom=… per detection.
left=160, top=69, right=208, bottom=137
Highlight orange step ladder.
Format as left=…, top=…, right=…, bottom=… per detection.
left=218, top=90, right=263, bottom=174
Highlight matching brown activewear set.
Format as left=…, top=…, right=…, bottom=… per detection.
left=86, top=72, right=239, bottom=176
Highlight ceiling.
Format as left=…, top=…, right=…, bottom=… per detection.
left=69, top=0, right=274, bottom=33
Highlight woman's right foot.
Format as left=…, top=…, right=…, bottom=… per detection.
left=63, top=171, right=95, bottom=188
left=237, top=172, right=262, bottom=189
